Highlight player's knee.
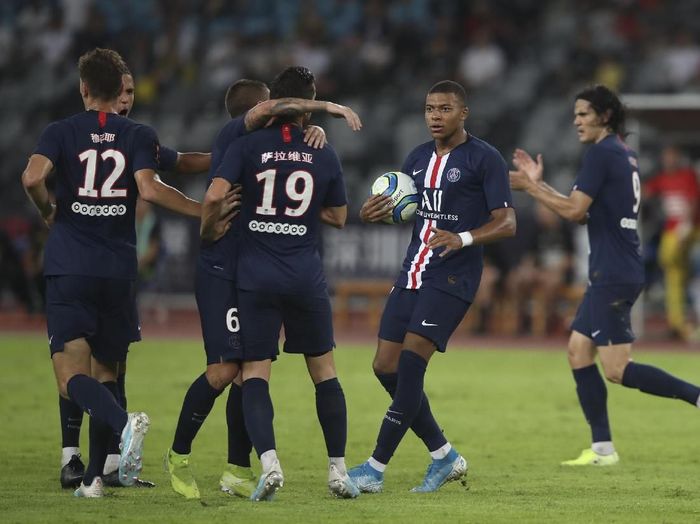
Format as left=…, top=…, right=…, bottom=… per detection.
left=372, top=357, right=395, bottom=376
left=602, top=365, right=624, bottom=384
left=205, top=363, right=238, bottom=390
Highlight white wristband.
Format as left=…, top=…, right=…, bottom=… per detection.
left=458, top=231, right=473, bottom=247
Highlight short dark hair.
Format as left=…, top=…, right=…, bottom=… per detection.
left=575, top=84, right=626, bottom=135
left=225, top=79, right=269, bottom=118
left=269, top=66, right=315, bottom=100
left=78, top=48, right=129, bottom=101
left=428, top=80, right=467, bottom=105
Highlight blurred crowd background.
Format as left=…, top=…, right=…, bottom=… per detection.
left=2, top=0, right=700, bottom=341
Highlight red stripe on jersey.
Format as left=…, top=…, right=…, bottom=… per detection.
left=409, top=155, right=443, bottom=287
left=282, top=124, right=292, bottom=143
left=98, top=111, right=107, bottom=128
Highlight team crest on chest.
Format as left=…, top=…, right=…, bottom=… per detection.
left=446, top=168, right=461, bottom=183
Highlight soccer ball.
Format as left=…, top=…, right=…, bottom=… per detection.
left=370, top=171, right=419, bottom=224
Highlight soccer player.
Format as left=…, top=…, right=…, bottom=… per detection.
left=166, top=75, right=362, bottom=500
left=199, top=66, right=359, bottom=501
left=509, top=84, right=700, bottom=466
left=349, top=80, right=516, bottom=493
left=22, top=48, right=211, bottom=498
left=57, top=69, right=215, bottom=490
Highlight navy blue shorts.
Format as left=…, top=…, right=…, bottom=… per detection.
left=195, top=266, right=243, bottom=364
left=571, top=284, right=643, bottom=345
left=237, top=289, right=335, bottom=361
left=378, top=286, right=471, bottom=352
left=46, top=275, right=138, bottom=362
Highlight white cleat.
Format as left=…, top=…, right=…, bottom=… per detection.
left=119, top=412, right=150, bottom=487
left=250, top=459, right=284, bottom=502
left=74, top=477, right=104, bottom=498
left=328, top=464, right=360, bottom=499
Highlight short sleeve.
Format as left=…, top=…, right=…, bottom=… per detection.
left=573, top=147, right=607, bottom=200
left=157, top=145, right=178, bottom=172
left=481, top=149, right=513, bottom=211
left=214, top=137, right=245, bottom=185
left=33, top=122, right=63, bottom=164
left=132, top=125, right=160, bottom=173
left=322, top=148, right=347, bottom=207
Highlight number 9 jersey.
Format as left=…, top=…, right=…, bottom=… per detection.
left=34, top=110, right=160, bottom=279
left=571, top=135, right=645, bottom=286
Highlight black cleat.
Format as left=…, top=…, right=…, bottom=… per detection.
left=102, top=470, right=156, bottom=488
left=60, top=454, right=85, bottom=489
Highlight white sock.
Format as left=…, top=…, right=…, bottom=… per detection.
left=696, top=393, right=700, bottom=408
left=260, top=449, right=278, bottom=473
left=429, top=442, right=452, bottom=460
left=592, top=441, right=615, bottom=456
left=62, top=447, right=79, bottom=467
left=367, top=457, right=386, bottom=473
left=103, top=454, right=120, bottom=475
left=329, top=457, right=347, bottom=474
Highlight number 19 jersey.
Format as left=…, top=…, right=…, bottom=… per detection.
left=34, top=110, right=160, bottom=279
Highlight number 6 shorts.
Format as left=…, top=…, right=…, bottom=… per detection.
left=195, top=264, right=243, bottom=364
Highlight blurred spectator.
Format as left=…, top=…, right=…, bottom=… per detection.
left=457, top=27, right=506, bottom=89
left=644, top=145, right=700, bottom=339
left=135, top=197, right=163, bottom=290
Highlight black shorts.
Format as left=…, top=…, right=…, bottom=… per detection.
left=571, top=284, right=643, bottom=345
left=46, top=275, right=138, bottom=362
left=237, top=289, right=335, bottom=361
left=195, top=266, right=243, bottom=364
left=378, top=286, right=471, bottom=352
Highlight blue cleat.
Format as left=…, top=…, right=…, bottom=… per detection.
left=410, top=449, right=468, bottom=493
left=118, top=412, right=150, bottom=487
left=250, top=459, right=283, bottom=502
left=347, top=462, right=383, bottom=493
left=328, top=464, right=360, bottom=499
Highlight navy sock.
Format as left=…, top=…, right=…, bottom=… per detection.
left=372, top=351, right=427, bottom=465
left=83, top=381, right=119, bottom=484
left=376, top=373, right=447, bottom=452
left=172, top=373, right=223, bottom=455
left=59, top=396, right=83, bottom=448
left=622, top=362, right=700, bottom=405
left=117, top=372, right=127, bottom=410
left=315, top=378, right=347, bottom=458
left=242, top=378, right=276, bottom=457
left=66, top=374, right=128, bottom=434
left=572, top=365, right=611, bottom=442
left=106, top=372, right=127, bottom=455
left=226, top=383, right=252, bottom=467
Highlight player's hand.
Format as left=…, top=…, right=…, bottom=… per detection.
left=360, top=194, right=392, bottom=223
left=210, top=214, right=233, bottom=242
left=509, top=169, right=534, bottom=191
left=325, top=102, right=362, bottom=131
left=220, top=184, right=242, bottom=219
left=303, top=125, right=327, bottom=149
left=427, top=227, right=463, bottom=257
left=511, top=148, right=543, bottom=183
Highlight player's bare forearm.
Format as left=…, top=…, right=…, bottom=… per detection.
left=528, top=182, right=590, bottom=223
left=175, top=152, right=211, bottom=174
left=245, top=99, right=361, bottom=131
left=201, top=178, right=236, bottom=241
left=470, top=207, right=517, bottom=244
left=136, top=171, right=200, bottom=218
left=22, top=154, right=55, bottom=224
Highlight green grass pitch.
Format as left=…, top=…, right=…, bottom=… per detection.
left=2, top=334, right=700, bottom=523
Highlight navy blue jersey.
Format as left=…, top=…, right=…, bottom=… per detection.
left=158, top=146, right=178, bottom=172
left=198, top=115, right=248, bottom=280
left=572, top=135, right=644, bottom=286
left=34, top=110, right=159, bottom=279
left=396, top=136, right=512, bottom=302
left=216, top=123, right=346, bottom=295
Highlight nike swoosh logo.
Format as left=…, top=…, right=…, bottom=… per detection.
left=421, top=320, right=438, bottom=327
left=49, top=335, right=54, bottom=344
left=591, top=330, right=601, bottom=337
left=412, top=169, right=423, bottom=176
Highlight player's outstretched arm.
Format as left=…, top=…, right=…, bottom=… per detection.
left=359, top=194, right=392, bottom=223
left=320, top=205, right=347, bottom=228
left=22, top=154, right=56, bottom=227
left=135, top=169, right=201, bottom=218
left=244, top=99, right=362, bottom=132
left=201, top=178, right=240, bottom=242
left=175, top=152, right=212, bottom=174
left=428, top=207, right=517, bottom=258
